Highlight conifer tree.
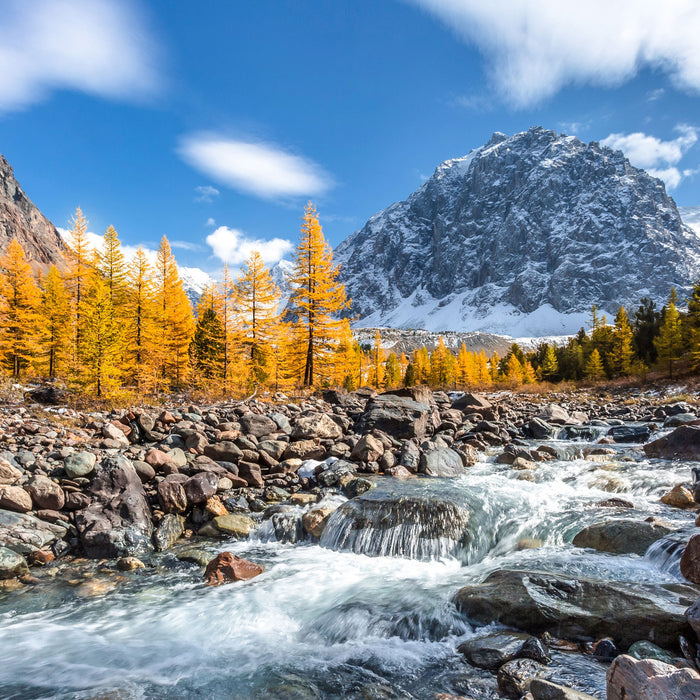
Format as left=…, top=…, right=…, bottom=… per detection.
left=65, top=208, right=91, bottom=365
left=611, top=306, right=634, bottom=376
left=153, top=236, right=195, bottom=387
left=79, top=275, right=123, bottom=396
left=522, top=361, right=537, bottom=384
left=192, top=291, right=225, bottom=382
left=404, top=362, right=416, bottom=387
left=384, top=352, right=401, bottom=388
left=585, top=348, right=605, bottom=379
left=98, top=225, right=127, bottom=313
left=476, top=350, right=491, bottom=386
left=412, top=346, right=431, bottom=384
left=234, top=251, right=280, bottom=384
left=371, top=329, right=385, bottom=387
left=218, top=264, right=235, bottom=388
left=0, top=240, right=42, bottom=377
left=430, top=336, right=451, bottom=386
left=506, top=354, right=523, bottom=384
left=490, top=352, right=501, bottom=382
left=289, top=203, right=349, bottom=386
left=655, top=298, right=683, bottom=378
left=40, top=265, right=70, bottom=378
left=540, top=345, right=559, bottom=381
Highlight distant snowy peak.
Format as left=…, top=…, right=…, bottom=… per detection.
left=680, top=206, right=700, bottom=237
left=335, top=126, right=700, bottom=336
left=179, top=266, right=216, bottom=306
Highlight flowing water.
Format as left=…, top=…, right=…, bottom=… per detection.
left=0, top=430, right=697, bottom=699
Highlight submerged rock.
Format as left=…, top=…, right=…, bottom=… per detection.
left=497, top=658, right=547, bottom=699
left=454, top=569, right=695, bottom=648
left=319, top=489, right=470, bottom=560
left=572, top=519, right=673, bottom=556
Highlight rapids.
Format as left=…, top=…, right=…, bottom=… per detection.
left=0, top=430, right=697, bottom=699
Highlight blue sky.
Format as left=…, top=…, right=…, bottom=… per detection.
left=1, top=0, right=700, bottom=276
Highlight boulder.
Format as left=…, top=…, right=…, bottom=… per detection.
left=607, top=654, right=700, bottom=700
left=157, top=476, right=188, bottom=514
left=681, top=534, right=700, bottom=583
left=0, top=546, right=28, bottom=579
left=63, top=451, right=97, bottom=478
left=350, top=434, right=384, bottom=462
left=185, top=472, right=218, bottom=504
left=204, top=551, right=263, bottom=585
left=644, top=425, right=700, bottom=460
left=292, top=413, right=343, bottom=440
left=203, top=441, right=243, bottom=463
left=537, top=404, right=571, bottom=424
left=418, top=447, right=465, bottom=478
left=355, top=395, right=434, bottom=439
left=451, top=393, right=491, bottom=412
left=237, top=461, right=263, bottom=488
left=0, top=509, right=67, bottom=555
left=454, top=569, right=695, bottom=648
left=528, top=417, right=554, bottom=439
left=660, top=484, right=696, bottom=508
left=74, top=455, right=153, bottom=558
left=497, top=658, right=547, bottom=699
left=457, top=632, right=529, bottom=670
left=198, top=513, right=255, bottom=538
left=25, top=475, right=64, bottom=511
left=572, top=519, right=673, bottom=556
left=0, top=461, right=22, bottom=485
left=302, top=505, right=337, bottom=538
left=0, top=486, right=32, bottom=513
left=144, top=448, right=175, bottom=470
left=239, top=413, right=278, bottom=437
left=608, top=425, right=652, bottom=443
left=320, top=489, right=470, bottom=560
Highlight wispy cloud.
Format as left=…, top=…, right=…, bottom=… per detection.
left=206, top=226, right=293, bottom=266
left=601, top=125, right=698, bottom=189
left=205, top=217, right=216, bottom=227
left=452, top=93, right=493, bottom=112
left=171, top=240, right=204, bottom=252
left=194, top=185, right=219, bottom=203
left=408, top=0, right=700, bottom=107
left=178, top=133, right=333, bottom=200
left=0, top=0, right=161, bottom=113
left=647, top=88, right=666, bottom=102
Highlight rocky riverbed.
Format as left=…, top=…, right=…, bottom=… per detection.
left=2, top=385, right=700, bottom=698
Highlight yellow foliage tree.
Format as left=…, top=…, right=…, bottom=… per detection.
left=40, top=265, right=70, bottom=378
left=65, top=207, right=92, bottom=366
left=288, top=203, right=349, bottom=386
left=0, top=240, right=42, bottom=377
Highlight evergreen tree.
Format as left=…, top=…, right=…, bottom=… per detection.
left=384, top=352, right=401, bottom=388
left=610, top=306, right=634, bottom=376
left=78, top=275, right=123, bottom=396
left=540, top=345, right=559, bottom=381
left=40, top=265, right=70, bottom=378
left=403, top=362, right=416, bottom=387
left=655, top=298, right=683, bottom=378
left=0, top=240, right=42, bottom=377
left=288, top=203, right=349, bottom=386
left=192, top=298, right=225, bottom=381
left=585, top=348, right=605, bottom=379
left=633, top=297, right=661, bottom=364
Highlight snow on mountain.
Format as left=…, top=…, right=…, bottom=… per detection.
left=179, top=266, right=216, bottom=306
left=680, top=206, right=700, bottom=237
left=335, top=127, right=700, bottom=336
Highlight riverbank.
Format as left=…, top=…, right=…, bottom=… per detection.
left=2, top=385, right=700, bottom=698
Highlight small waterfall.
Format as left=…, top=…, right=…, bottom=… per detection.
left=645, top=533, right=687, bottom=579
left=319, top=492, right=470, bottom=561
left=256, top=509, right=305, bottom=544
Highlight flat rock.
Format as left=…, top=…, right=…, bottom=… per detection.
left=198, top=513, right=255, bottom=538
left=0, top=509, right=67, bottom=555
left=572, top=519, right=673, bottom=556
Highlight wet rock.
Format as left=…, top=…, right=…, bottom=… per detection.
left=320, top=490, right=470, bottom=560
left=356, top=395, right=434, bottom=439
left=457, top=632, right=529, bottom=670
left=0, top=546, right=28, bottom=579
left=204, top=551, right=263, bottom=585
left=529, top=679, right=597, bottom=700
left=117, top=556, right=144, bottom=571
left=419, top=447, right=465, bottom=478
left=518, top=637, right=551, bottom=665
left=572, top=519, right=673, bottom=556
left=497, top=658, right=547, bottom=699
left=644, top=425, right=700, bottom=461
left=239, top=413, right=278, bottom=438
left=591, top=637, right=619, bottom=660
left=63, top=451, right=97, bottom=478
left=0, top=485, right=32, bottom=512
left=385, top=465, right=414, bottom=479
left=528, top=417, right=554, bottom=439
left=301, top=505, right=337, bottom=538
left=607, top=654, right=700, bottom=700
left=681, top=533, right=700, bottom=583
left=317, top=459, right=356, bottom=487
left=153, top=513, right=185, bottom=551
left=627, top=640, right=678, bottom=664
left=176, top=548, right=212, bottom=567
left=454, top=569, right=695, bottom=648
left=342, top=476, right=375, bottom=498
left=26, top=475, right=64, bottom=511
left=660, top=484, right=696, bottom=508
left=595, top=497, right=634, bottom=508
left=608, top=425, right=651, bottom=443
left=197, top=513, right=255, bottom=538
left=289, top=492, right=318, bottom=506
left=292, top=412, right=343, bottom=440
left=0, top=509, right=67, bottom=554
left=74, top=455, right=153, bottom=558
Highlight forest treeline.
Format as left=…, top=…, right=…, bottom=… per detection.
left=0, top=199, right=695, bottom=398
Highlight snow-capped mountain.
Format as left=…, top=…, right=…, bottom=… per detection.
left=335, top=127, right=700, bottom=336
left=179, top=266, right=216, bottom=306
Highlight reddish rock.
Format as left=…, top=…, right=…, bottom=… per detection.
left=607, top=654, right=700, bottom=700
left=0, top=485, right=32, bottom=512
left=145, top=448, right=175, bottom=470
left=28, top=550, right=55, bottom=565
left=204, top=551, right=263, bottom=586
left=64, top=491, right=91, bottom=510
left=111, top=420, right=132, bottom=437
left=385, top=465, right=414, bottom=479
left=157, top=477, right=188, bottom=514
left=0, top=461, right=22, bottom=485
left=237, top=461, right=263, bottom=488
left=681, top=534, right=700, bottom=583
left=26, top=475, right=64, bottom=510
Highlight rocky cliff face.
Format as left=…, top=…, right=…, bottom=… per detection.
left=335, top=127, right=700, bottom=335
left=0, top=155, right=66, bottom=269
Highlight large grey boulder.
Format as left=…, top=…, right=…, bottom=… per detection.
left=418, top=447, right=465, bottom=477
left=644, top=425, right=700, bottom=460
left=454, top=569, right=695, bottom=648
left=572, top=519, right=673, bottom=556
left=75, top=455, right=153, bottom=558
left=0, top=509, right=68, bottom=555
left=355, top=395, right=435, bottom=439
left=292, top=413, right=343, bottom=440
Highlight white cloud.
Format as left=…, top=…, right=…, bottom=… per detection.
left=408, top=0, right=700, bottom=107
left=194, top=185, right=219, bottom=203
left=600, top=125, right=698, bottom=188
left=0, top=0, right=160, bottom=112
left=178, top=133, right=332, bottom=200
left=206, top=217, right=216, bottom=227
left=171, top=240, right=204, bottom=252
left=57, top=226, right=158, bottom=265
left=206, top=226, right=293, bottom=266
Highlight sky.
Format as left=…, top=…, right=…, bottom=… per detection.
left=1, top=0, right=700, bottom=276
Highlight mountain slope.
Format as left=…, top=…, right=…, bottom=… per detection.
left=0, top=154, right=66, bottom=268
left=335, top=127, right=700, bottom=335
